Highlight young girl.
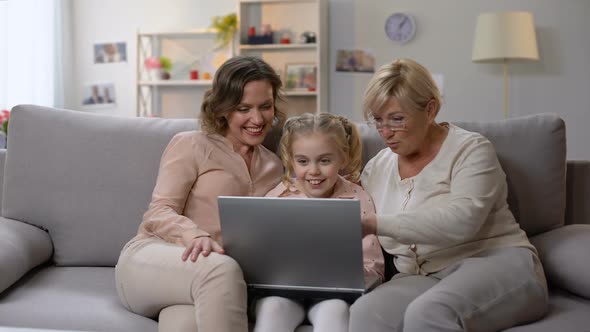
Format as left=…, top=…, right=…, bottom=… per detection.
left=254, top=113, right=384, bottom=332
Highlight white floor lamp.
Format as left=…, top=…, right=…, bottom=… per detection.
left=472, top=12, right=540, bottom=119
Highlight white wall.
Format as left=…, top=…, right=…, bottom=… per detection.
left=69, top=0, right=236, bottom=117
left=69, top=0, right=590, bottom=160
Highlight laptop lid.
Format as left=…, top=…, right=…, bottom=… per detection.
left=218, top=196, right=369, bottom=298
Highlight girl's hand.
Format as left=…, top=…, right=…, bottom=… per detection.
left=181, top=236, right=225, bottom=262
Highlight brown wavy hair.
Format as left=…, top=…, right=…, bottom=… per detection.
left=279, top=113, right=363, bottom=183
left=200, top=55, right=286, bottom=135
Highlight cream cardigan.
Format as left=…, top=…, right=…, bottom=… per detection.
left=361, top=124, right=536, bottom=275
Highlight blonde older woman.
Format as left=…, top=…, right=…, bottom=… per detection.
left=350, top=58, right=548, bottom=332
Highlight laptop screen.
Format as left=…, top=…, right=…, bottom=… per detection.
left=218, top=196, right=366, bottom=293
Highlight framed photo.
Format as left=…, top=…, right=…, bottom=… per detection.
left=284, top=63, right=317, bottom=90
left=335, top=49, right=375, bottom=73
left=94, top=42, right=127, bottom=64
left=82, top=82, right=116, bottom=109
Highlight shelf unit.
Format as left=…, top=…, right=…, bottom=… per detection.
left=239, top=43, right=318, bottom=51
left=238, top=0, right=328, bottom=117
left=138, top=80, right=214, bottom=86
left=136, top=29, right=233, bottom=117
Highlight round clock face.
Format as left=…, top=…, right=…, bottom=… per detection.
left=385, top=13, right=416, bottom=44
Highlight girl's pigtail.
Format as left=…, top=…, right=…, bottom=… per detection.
left=338, top=116, right=363, bottom=183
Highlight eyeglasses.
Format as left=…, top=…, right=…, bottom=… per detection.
left=366, top=114, right=408, bottom=131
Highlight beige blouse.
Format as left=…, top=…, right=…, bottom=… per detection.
left=266, top=177, right=385, bottom=281
left=133, top=131, right=283, bottom=247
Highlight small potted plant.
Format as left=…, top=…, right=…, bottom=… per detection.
left=144, top=56, right=161, bottom=80
left=159, top=56, right=173, bottom=80
left=210, top=13, right=237, bottom=50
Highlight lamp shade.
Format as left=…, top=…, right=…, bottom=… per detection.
left=472, top=11, right=539, bottom=62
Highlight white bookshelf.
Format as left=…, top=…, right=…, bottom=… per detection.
left=239, top=43, right=318, bottom=51
left=136, top=29, right=233, bottom=117
left=138, top=80, right=213, bottom=86
left=238, top=0, right=328, bottom=116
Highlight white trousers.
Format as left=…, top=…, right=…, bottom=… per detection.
left=254, top=296, right=350, bottom=332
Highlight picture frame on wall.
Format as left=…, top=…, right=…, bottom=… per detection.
left=82, top=82, right=116, bottom=109
left=94, top=42, right=127, bottom=64
left=335, top=49, right=376, bottom=73
left=284, top=63, right=317, bottom=91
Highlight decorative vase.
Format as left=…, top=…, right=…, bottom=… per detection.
left=147, top=68, right=162, bottom=81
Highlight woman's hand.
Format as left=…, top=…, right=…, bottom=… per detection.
left=181, top=236, right=225, bottom=262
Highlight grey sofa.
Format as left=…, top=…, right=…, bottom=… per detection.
left=0, top=105, right=589, bottom=331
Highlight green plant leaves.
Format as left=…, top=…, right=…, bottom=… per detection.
left=159, top=56, right=173, bottom=71
left=210, top=13, right=237, bottom=49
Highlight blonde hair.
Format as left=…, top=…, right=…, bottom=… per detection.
left=279, top=113, right=363, bottom=183
left=363, top=58, right=442, bottom=119
left=200, top=55, right=286, bottom=135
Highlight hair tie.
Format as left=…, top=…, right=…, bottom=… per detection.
left=338, top=116, right=352, bottom=139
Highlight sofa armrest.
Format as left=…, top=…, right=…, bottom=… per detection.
left=530, top=224, right=590, bottom=299
left=565, top=160, right=590, bottom=225
left=0, top=217, right=53, bottom=293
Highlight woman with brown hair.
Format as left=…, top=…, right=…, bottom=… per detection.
left=115, top=55, right=286, bottom=332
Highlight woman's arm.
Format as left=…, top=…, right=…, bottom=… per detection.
left=362, top=234, right=385, bottom=281
left=140, top=133, right=210, bottom=247
left=378, top=139, right=505, bottom=246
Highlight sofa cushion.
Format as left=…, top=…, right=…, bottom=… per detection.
left=356, top=122, right=387, bottom=168
left=0, top=266, right=157, bottom=332
left=456, top=114, right=567, bottom=236
left=0, top=217, right=53, bottom=293
left=503, top=288, right=590, bottom=332
left=2, top=105, right=198, bottom=266
left=530, top=224, right=590, bottom=299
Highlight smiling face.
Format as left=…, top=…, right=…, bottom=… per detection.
left=291, top=133, right=346, bottom=198
left=373, top=96, right=434, bottom=158
left=225, top=80, right=275, bottom=152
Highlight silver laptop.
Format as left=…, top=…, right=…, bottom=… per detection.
left=218, top=196, right=380, bottom=301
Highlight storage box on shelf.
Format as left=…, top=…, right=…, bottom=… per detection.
left=238, top=0, right=328, bottom=116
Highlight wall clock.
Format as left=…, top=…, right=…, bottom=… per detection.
left=385, top=12, right=417, bottom=44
